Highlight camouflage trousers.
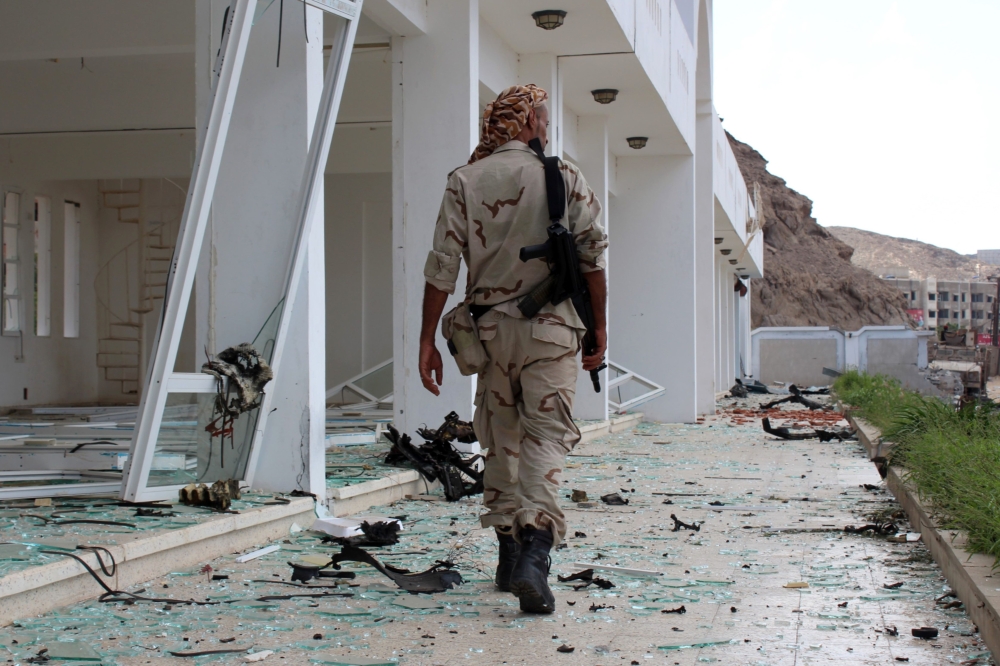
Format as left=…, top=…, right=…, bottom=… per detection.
left=473, top=311, right=582, bottom=545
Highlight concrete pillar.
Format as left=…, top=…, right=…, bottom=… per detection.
left=715, top=257, right=725, bottom=392
left=694, top=104, right=715, bottom=414
left=392, top=0, right=479, bottom=436
left=573, top=115, right=609, bottom=420
left=194, top=0, right=325, bottom=494
left=726, top=267, right=736, bottom=383
left=610, top=156, right=696, bottom=423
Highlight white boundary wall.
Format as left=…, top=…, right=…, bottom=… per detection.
left=751, top=326, right=934, bottom=387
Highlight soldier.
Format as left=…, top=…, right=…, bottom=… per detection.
left=419, top=84, right=607, bottom=613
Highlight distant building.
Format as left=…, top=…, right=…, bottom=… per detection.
left=978, top=250, right=1000, bottom=266
left=883, top=277, right=996, bottom=331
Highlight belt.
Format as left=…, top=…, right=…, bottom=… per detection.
left=469, top=304, right=492, bottom=321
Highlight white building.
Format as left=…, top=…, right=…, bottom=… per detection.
left=0, top=0, right=762, bottom=501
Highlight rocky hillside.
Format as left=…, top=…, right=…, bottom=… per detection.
left=825, top=226, right=993, bottom=281
left=728, top=133, right=912, bottom=329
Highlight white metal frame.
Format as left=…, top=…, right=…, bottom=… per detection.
left=121, top=0, right=363, bottom=502
left=607, top=360, right=666, bottom=414
left=325, top=358, right=393, bottom=404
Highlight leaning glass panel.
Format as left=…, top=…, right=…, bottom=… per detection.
left=148, top=392, right=259, bottom=487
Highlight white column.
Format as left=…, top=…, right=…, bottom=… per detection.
left=715, top=256, right=725, bottom=392
left=573, top=115, right=609, bottom=420
left=194, top=0, right=325, bottom=493
left=518, top=54, right=560, bottom=157
left=694, top=104, right=715, bottom=414
left=610, top=156, right=697, bottom=423
left=392, top=0, right=479, bottom=436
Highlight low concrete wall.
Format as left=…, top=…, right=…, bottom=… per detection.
left=758, top=338, right=838, bottom=386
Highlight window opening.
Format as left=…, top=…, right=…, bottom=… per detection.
left=2, top=192, right=21, bottom=334
left=34, top=196, right=51, bottom=336
left=63, top=201, right=81, bottom=338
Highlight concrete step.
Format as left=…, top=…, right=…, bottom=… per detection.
left=105, top=366, right=138, bottom=381
left=98, top=338, right=139, bottom=354
left=101, top=192, right=140, bottom=209
left=97, top=352, right=138, bottom=368
left=109, top=322, right=140, bottom=339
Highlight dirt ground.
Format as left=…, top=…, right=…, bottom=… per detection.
left=0, top=394, right=993, bottom=665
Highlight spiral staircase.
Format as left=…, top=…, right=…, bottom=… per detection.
left=95, top=179, right=184, bottom=396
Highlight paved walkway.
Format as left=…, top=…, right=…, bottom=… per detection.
left=0, top=396, right=993, bottom=665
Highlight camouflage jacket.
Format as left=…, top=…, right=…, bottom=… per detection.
left=424, top=140, right=608, bottom=330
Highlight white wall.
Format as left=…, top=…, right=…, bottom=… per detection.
left=325, top=173, right=393, bottom=387
left=0, top=180, right=101, bottom=407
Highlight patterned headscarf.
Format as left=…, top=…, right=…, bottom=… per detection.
left=468, top=84, right=548, bottom=164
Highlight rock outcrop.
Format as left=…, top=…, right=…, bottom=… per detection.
left=728, top=132, right=912, bottom=329
left=826, top=226, right=994, bottom=281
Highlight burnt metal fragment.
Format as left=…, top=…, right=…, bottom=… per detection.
left=760, top=385, right=827, bottom=410
left=600, top=492, right=629, bottom=506
left=670, top=514, right=701, bottom=532
left=661, top=605, right=687, bottom=614
left=557, top=568, right=615, bottom=590
left=327, top=543, right=463, bottom=593
left=384, top=416, right=483, bottom=501
left=762, top=417, right=855, bottom=442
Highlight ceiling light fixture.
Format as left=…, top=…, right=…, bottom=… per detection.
left=591, top=89, right=619, bottom=104
left=626, top=136, right=648, bottom=149
left=720, top=249, right=732, bottom=256
left=532, top=10, right=567, bottom=30
left=714, top=237, right=723, bottom=244
left=729, top=259, right=738, bottom=265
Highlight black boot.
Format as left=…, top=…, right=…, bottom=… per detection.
left=508, top=526, right=555, bottom=613
left=495, top=530, right=520, bottom=592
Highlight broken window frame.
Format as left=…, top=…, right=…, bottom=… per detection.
left=121, top=0, right=364, bottom=502
left=2, top=190, right=22, bottom=335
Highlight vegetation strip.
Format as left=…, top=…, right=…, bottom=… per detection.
left=835, top=370, right=1000, bottom=560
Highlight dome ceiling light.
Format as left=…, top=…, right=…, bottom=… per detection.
left=532, top=10, right=567, bottom=30
left=626, top=136, right=648, bottom=149
left=720, top=249, right=732, bottom=256
left=591, top=89, right=619, bottom=104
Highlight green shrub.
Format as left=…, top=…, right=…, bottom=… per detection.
left=836, top=371, right=1000, bottom=562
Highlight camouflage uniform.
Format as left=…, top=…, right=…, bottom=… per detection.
left=424, top=139, right=607, bottom=544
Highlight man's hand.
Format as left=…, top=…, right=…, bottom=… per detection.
left=582, top=328, right=607, bottom=372
left=419, top=340, right=443, bottom=395
left=419, top=283, right=451, bottom=396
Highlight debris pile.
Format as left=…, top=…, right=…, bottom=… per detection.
left=384, top=412, right=483, bottom=501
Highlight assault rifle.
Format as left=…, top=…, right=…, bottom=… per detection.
left=518, top=138, right=606, bottom=392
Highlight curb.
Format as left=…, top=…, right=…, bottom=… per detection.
left=847, top=413, right=1000, bottom=657
left=0, top=497, right=315, bottom=627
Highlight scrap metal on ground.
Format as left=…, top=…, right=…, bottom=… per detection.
left=384, top=412, right=483, bottom=501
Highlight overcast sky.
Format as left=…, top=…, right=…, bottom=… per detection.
left=713, top=0, right=999, bottom=256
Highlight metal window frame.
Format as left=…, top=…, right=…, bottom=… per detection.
left=121, top=0, right=363, bottom=502
left=607, top=361, right=666, bottom=414
left=325, top=358, right=393, bottom=404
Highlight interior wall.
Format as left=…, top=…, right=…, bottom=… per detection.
left=324, top=173, right=392, bottom=391
left=0, top=179, right=101, bottom=408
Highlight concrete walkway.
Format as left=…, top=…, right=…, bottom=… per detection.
left=0, top=397, right=993, bottom=665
